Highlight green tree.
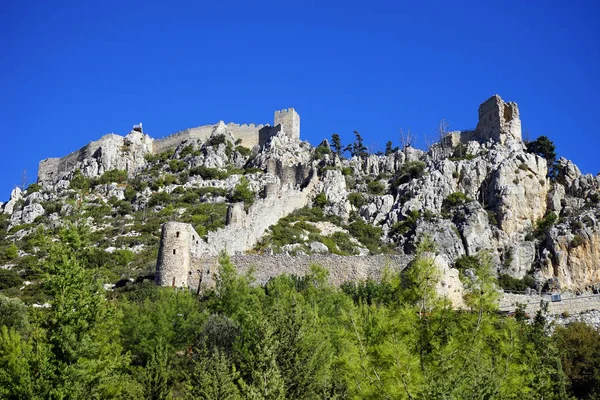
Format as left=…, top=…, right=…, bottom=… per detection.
left=331, top=133, right=343, bottom=156
left=186, top=349, right=241, bottom=400
left=385, top=140, right=399, bottom=156
left=0, top=295, right=30, bottom=333
left=555, top=322, right=600, bottom=398
left=230, top=176, right=255, bottom=208
left=526, top=135, right=557, bottom=177
left=5, top=243, right=18, bottom=260
left=41, top=225, right=141, bottom=398
left=141, top=340, right=173, bottom=400
left=345, top=131, right=368, bottom=158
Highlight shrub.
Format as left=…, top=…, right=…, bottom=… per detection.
left=367, top=180, right=385, bottom=195
left=207, top=134, right=227, bottom=147
left=0, top=269, right=22, bottom=290
left=70, top=169, right=91, bottom=190
left=454, top=255, right=479, bottom=271
left=244, top=167, right=263, bottom=175
left=329, top=232, right=357, bottom=255
left=443, top=192, right=471, bottom=209
left=148, top=192, right=172, bottom=207
left=314, top=193, right=327, bottom=208
left=168, top=159, right=187, bottom=173
left=179, top=145, right=195, bottom=158
left=535, top=212, right=558, bottom=239
left=570, top=235, right=586, bottom=248
left=392, top=161, right=426, bottom=187
left=347, top=219, right=382, bottom=254
left=314, top=144, right=331, bottom=160
left=189, top=166, right=229, bottom=180
left=347, top=192, right=365, bottom=208
left=230, top=176, right=255, bottom=207
left=26, top=183, right=42, bottom=194
left=124, top=186, right=137, bottom=202
left=96, top=169, right=128, bottom=185
left=341, top=167, right=353, bottom=176
left=5, top=243, right=18, bottom=260
left=236, top=146, right=252, bottom=157
left=487, top=210, right=499, bottom=227
left=497, top=273, right=536, bottom=292
left=390, top=210, right=420, bottom=236
left=0, top=295, right=29, bottom=332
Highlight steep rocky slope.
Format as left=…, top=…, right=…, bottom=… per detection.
left=1, top=95, right=599, bottom=305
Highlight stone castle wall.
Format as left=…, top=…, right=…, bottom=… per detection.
left=38, top=134, right=126, bottom=184
left=152, top=122, right=273, bottom=155
left=499, top=292, right=600, bottom=314
left=188, top=254, right=412, bottom=289
left=38, top=109, right=299, bottom=186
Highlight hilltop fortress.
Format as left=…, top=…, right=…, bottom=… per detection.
left=154, top=95, right=528, bottom=297
left=3, top=93, right=593, bottom=308
left=37, top=108, right=301, bottom=185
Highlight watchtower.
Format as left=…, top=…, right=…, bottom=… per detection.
left=156, top=222, right=199, bottom=287
left=475, top=95, right=521, bottom=144
left=274, top=108, right=300, bottom=140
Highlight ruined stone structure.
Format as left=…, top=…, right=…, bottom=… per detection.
left=443, top=94, right=522, bottom=148
left=155, top=222, right=203, bottom=288
left=37, top=108, right=301, bottom=186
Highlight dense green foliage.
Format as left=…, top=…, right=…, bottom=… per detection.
left=0, top=226, right=592, bottom=398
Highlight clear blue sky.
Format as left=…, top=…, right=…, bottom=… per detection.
left=1, top=0, right=599, bottom=200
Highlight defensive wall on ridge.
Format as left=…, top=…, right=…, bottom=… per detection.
left=38, top=108, right=300, bottom=185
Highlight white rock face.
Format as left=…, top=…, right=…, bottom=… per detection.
left=20, top=203, right=45, bottom=224
left=318, top=170, right=351, bottom=221
left=3, top=187, right=23, bottom=215
left=310, top=242, right=329, bottom=253
left=490, top=152, right=548, bottom=235
left=458, top=202, right=493, bottom=256
left=433, top=254, right=465, bottom=309
left=502, top=241, right=536, bottom=279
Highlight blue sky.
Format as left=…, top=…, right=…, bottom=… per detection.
left=1, top=0, right=599, bottom=200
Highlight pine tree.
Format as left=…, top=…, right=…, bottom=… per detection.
left=331, top=134, right=343, bottom=156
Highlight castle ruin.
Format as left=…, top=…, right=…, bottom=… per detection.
left=154, top=95, right=526, bottom=291
left=442, top=94, right=522, bottom=149
left=37, top=108, right=301, bottom=186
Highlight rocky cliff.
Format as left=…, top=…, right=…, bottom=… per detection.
left=1, top=95, right=599, bottom=298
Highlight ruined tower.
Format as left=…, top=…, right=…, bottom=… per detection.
left=156, top=221, right=200, bottom=288
left=475, top=95, right=522, bottom=144
left=274, top=108, right=300, bottom=139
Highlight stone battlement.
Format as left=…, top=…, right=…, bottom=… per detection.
left=37, top=109, right=299, bottom=185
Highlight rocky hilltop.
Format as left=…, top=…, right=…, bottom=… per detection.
left=1, top=96, right=599, bottom=303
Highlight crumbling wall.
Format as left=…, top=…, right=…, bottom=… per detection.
left=38, top=134, right=125, bottom=184
left=474, top=95, right=521, bottom=144
left=197, top=172, right=319, bottom=256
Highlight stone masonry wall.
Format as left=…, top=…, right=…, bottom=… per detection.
left=274, top=108, right=300, bottom=139
left=38, top=109, right=289, bottom=185
left=197, top=172, right=319, bottom=257
left=38, top=134, right=125, bottom=184
left=189, top=254, right=413, bottom=289
left=499, top=292, right=600, bottom=314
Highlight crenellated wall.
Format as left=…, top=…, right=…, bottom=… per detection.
left=37, top=109, right=295, bottom=186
